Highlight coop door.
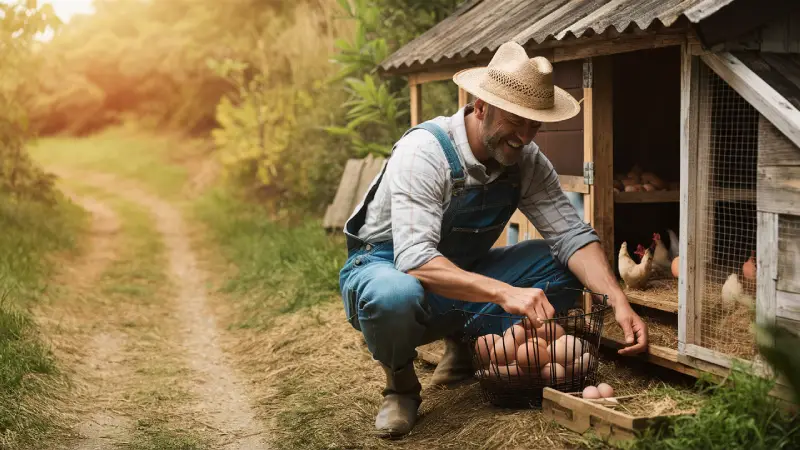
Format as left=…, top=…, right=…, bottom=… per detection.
left=681, top=59, right=760, bottom=366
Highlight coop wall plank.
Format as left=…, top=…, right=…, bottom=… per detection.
left=757, top=212, right=779, bottom=336
left=777, top=290, right=800, bottom=321
left=758, top=116, right=800, bottom=166
left=757, top=166, right=800, bottom=215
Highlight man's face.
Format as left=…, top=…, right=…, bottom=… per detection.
left=480, top=103, right=542, bottom=166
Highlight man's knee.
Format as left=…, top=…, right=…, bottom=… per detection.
left=361, top=273, right=426, bottom=322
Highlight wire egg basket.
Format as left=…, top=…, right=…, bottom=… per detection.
left=460, top=287, right=610, bottom=408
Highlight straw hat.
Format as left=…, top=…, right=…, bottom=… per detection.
left=453, top=41, right=580, bottom=123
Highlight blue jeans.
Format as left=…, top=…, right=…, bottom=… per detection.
left=338, top=239, right=582, bottom=371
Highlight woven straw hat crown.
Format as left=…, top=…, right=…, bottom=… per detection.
left=483, top=42, right=555, bottom=109
left=453, top=41, right=580, bottom=122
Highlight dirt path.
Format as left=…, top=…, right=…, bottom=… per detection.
left=48, top=193, right=134, bottom=449
left=45, top=170, right=267, bottom=448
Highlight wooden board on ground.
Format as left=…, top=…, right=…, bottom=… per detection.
left=417, top=341, right=446, bottom=366
left=542, top=387, right=691, bottom=442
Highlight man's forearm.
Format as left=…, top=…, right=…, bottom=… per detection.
left=566, top=242, right=629, bottom=309
left=408, top=256, right=509, bottom=304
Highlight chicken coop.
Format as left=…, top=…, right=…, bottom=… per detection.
left=363, top=0, right=800, bottom=400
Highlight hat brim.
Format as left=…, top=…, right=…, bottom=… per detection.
left=453, top=67, right=581, bottom=123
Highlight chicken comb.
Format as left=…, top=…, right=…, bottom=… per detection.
left=652, top=232, right=661, bottom=241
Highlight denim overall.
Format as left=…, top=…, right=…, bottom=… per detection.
left=339, top=121, right=581, bottom=371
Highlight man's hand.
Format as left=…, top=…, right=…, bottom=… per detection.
left=496, top=286, right=555, bottom=329
left=614, top=302, right=648, bottom=355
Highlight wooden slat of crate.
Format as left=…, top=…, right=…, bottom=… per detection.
left=323, top=155, right=387, bottom=230
left=542, top=388, right=678, bottom=442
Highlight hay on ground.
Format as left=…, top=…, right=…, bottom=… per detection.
left=225, top=301, right=703, bottom=450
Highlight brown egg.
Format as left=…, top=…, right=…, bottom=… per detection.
left=516, top=341, right=549, bottom=373
left=582, top=386, right=601, bottom=399
left=550, top=335, right=585, bottom=365
left=597, top=382, right=614, bottom=398
left=505, top=324, right=529, bottom=346
left=671, top=256, right=680, bottom=278
left=474, top=334, right=501, bottom=367
left=540, top=363, right=565, bottom=383
left=535, top=323, right=565, bottom=343
left=494, top=326, right=525, bottom=365
left=642, top=183, right=656, bottom=192
left=567, top=352, right=591, bottom=378
left=490, top=364, right=521, bottom=379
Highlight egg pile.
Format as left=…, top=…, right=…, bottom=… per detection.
left=474, top=321, right=592, bottom=384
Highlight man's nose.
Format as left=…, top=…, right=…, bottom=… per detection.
left=517, top=121, right=539, bottom=144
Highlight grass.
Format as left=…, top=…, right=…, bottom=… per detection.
left=124, top=419, right=207, bottom=450
left=28, top=126, right=197, bottom=200
left=575, top=365, right=800, bottom=450
left=194, top=188, right=346, bottom=328
left=0, top=194, right=85, bottom=449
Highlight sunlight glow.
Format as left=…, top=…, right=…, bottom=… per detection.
left=43, top=0, right=95, bottom=23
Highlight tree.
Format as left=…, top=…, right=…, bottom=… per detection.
left=0, top=0, right=61, bottom=202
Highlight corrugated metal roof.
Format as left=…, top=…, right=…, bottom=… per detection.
left=733, top=51, right=800, bottom=110
left=381, top=0, right=735, bottom=72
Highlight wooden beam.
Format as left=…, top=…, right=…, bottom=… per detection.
left=408, top=70, right=458, bottom=86
left=553, top=33, right=685, bottom=63
left=589, top=57, right=615, bottom=269
left=583, top=59, right=594, bottom=226
left=757, top=212, right=779, bottom=341
left=679, top=44, right=701, bottom=352
left=777, top=290, right=800, bottom=322
left=458, top=87, right=469, bottom=109
left=700, top=52, right=800, bottom=149
left=410, top=83, right=423, bottom=126
left=601, top=336, right=699, bottom=377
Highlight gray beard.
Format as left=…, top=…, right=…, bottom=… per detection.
left=484, top=137, right=516, bottom=167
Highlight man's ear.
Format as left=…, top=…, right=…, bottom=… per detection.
left=473, top=98, right=487, bottom=120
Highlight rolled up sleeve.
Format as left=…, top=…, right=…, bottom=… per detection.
left=519, top=150, right=599, bottom=267
left=388, top=132, right=448, bottom=273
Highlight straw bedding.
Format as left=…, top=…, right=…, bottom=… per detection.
left=226, top=300, right=703, bottom=449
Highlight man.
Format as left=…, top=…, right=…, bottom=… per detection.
left=338, top=41, right=648, bottom=438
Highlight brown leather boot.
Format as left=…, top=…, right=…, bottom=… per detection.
left=374, top=363, right=422, bottom=439
left=430, top=336, right=474, bottom=386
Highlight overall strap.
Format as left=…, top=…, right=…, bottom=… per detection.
left=412, top=122, right=467, bottom=195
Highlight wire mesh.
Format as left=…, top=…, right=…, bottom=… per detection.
left=695, top=63, right=759, bottom=359
left=778, top=215, right=800, bottom=297
left=460, top=288, right=610, bottom=409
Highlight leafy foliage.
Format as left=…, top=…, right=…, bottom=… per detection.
left=328, top=0, right=460, bottom=157
left=0, top=1, right=61, bottom=202
left=618, top=365, right=800, bottom=450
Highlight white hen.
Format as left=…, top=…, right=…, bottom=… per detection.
left=652, top=233, right=671, bottom=271
left=667, top=229, right=680, bottom=259
left=619, top=242, right=653, bottom=289
left=721, top=273, right=754, bottom=307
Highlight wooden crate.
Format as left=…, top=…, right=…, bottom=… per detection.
left=542, top=387, right=689, bottom=442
